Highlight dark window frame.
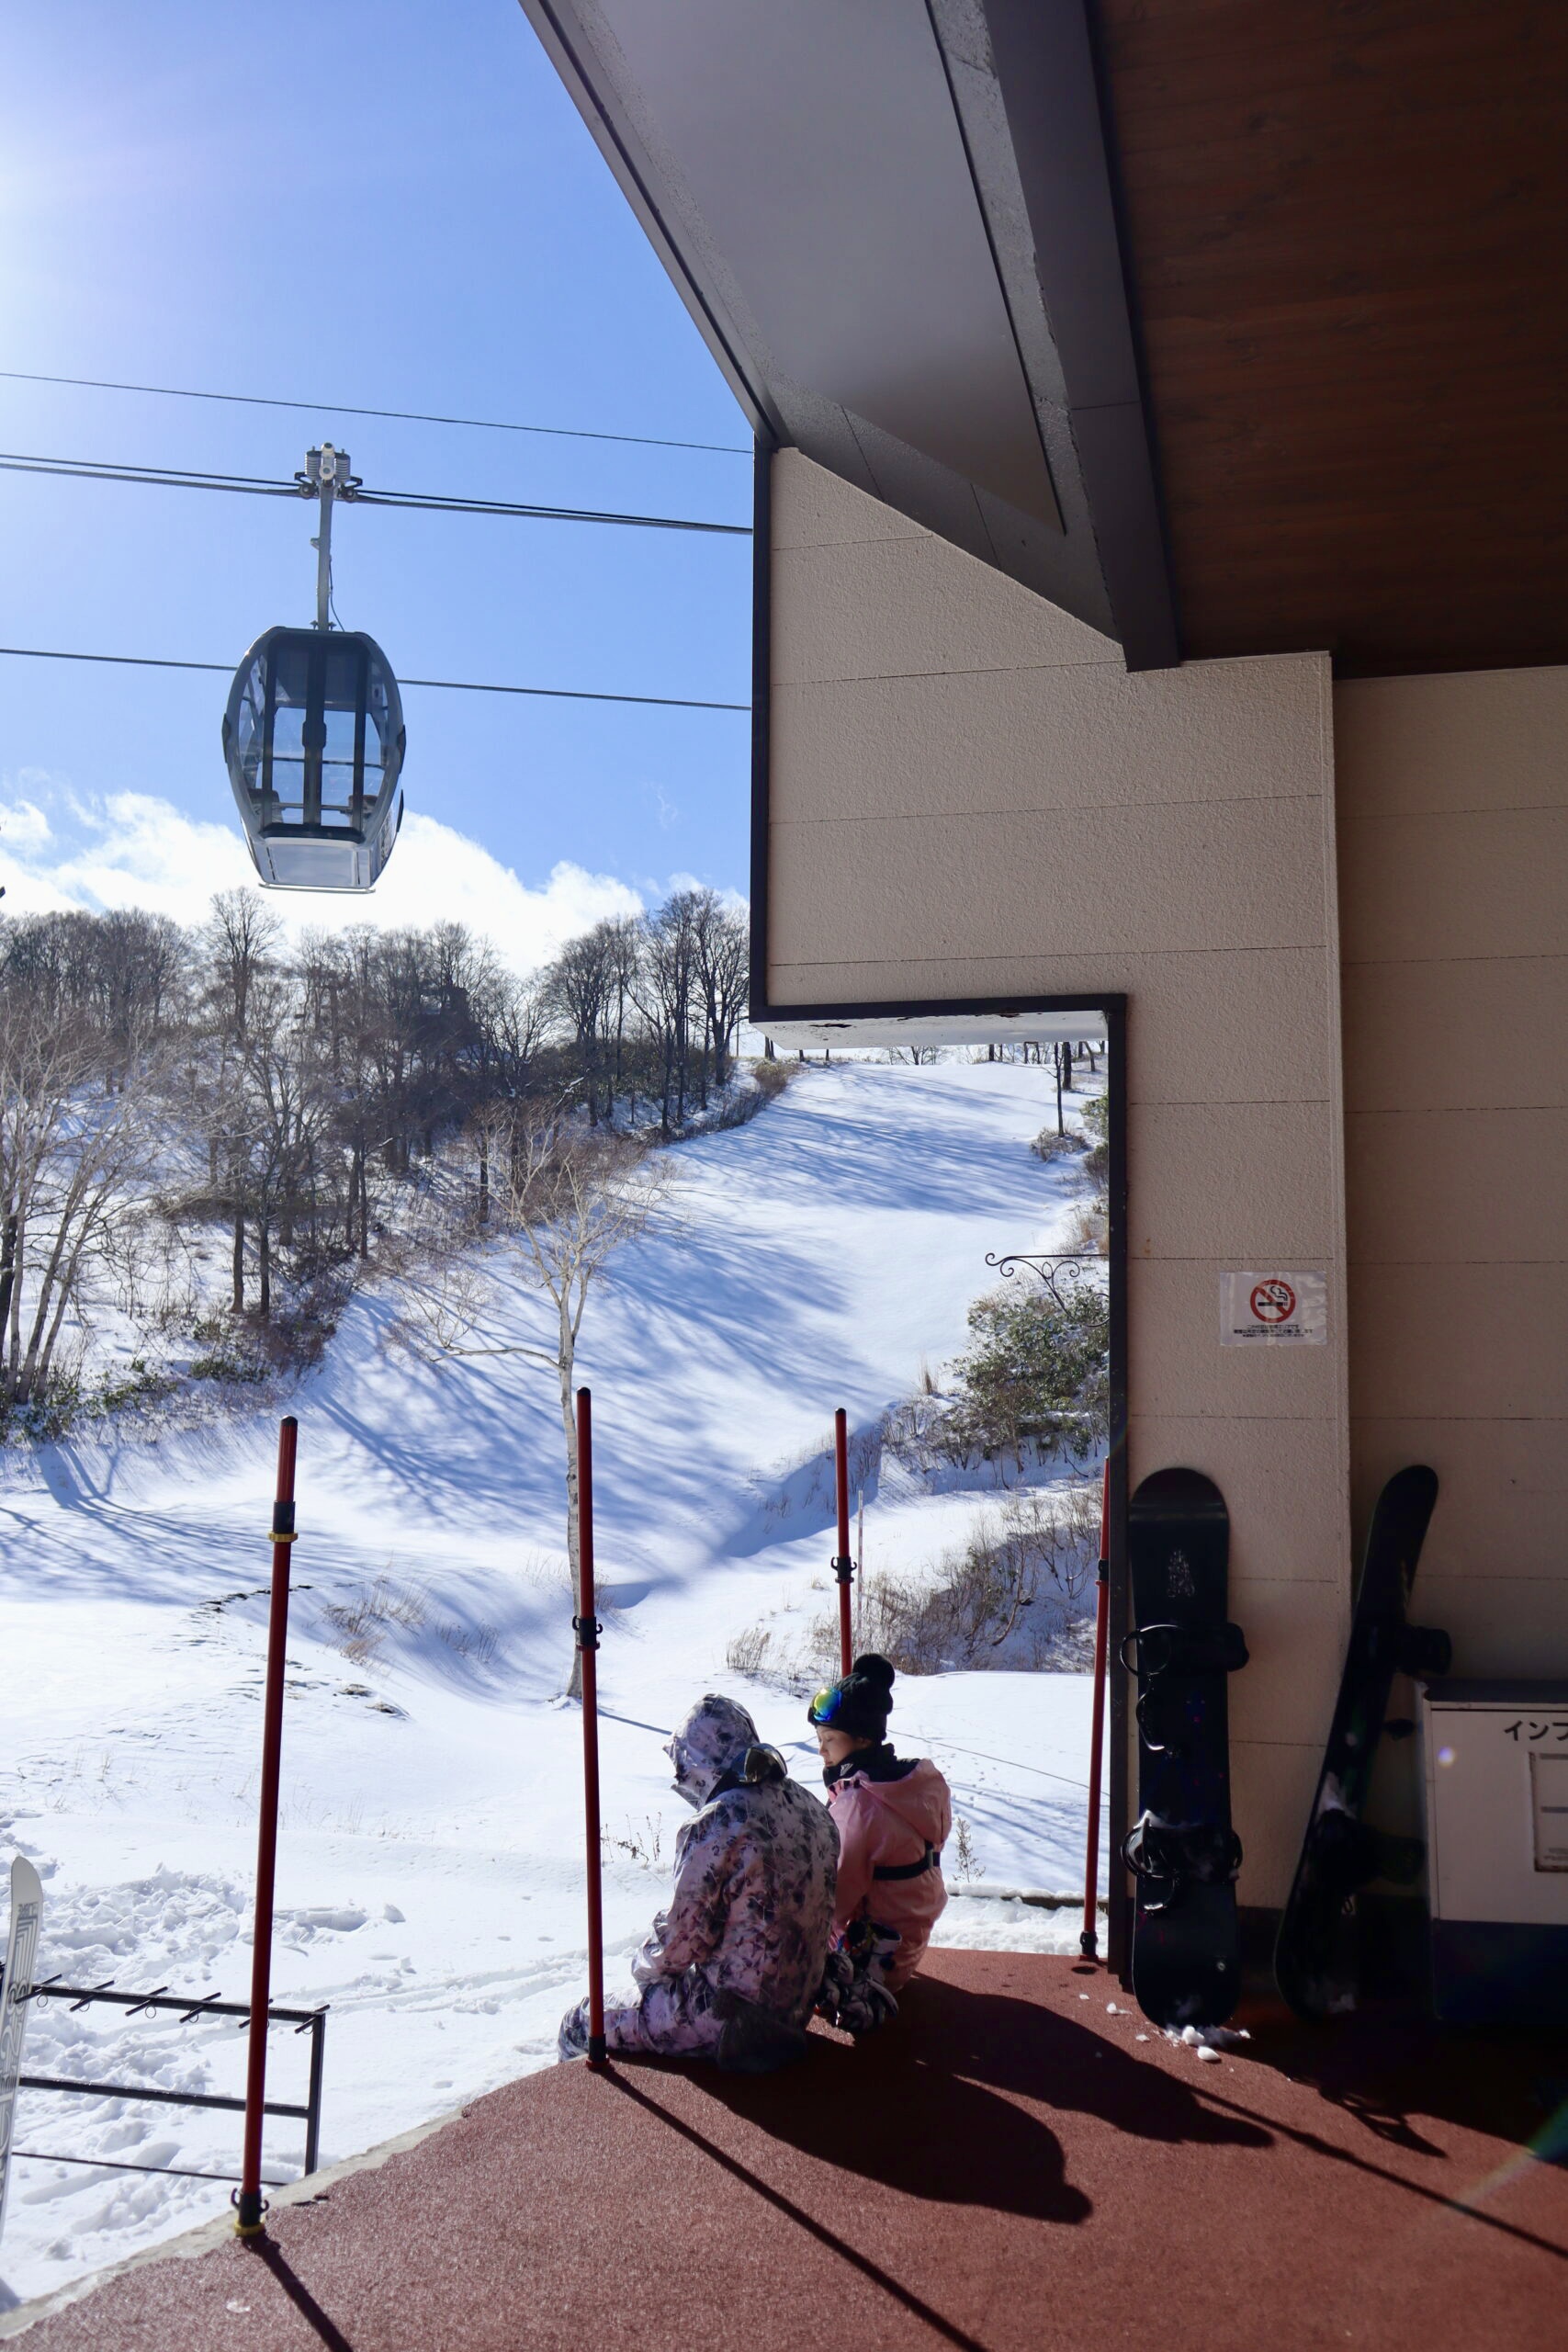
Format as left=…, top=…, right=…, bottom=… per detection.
left=746, top=438, right=1133, bottom=1976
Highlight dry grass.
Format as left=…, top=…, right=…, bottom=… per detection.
left=953, top=1817, right=984, bottom=1879
left=602, top=1815, right=664, bottom=1868
left=1031, top=1126, right=1089, bottom=1162
left=726, top=1623, right=775, bottom=1678
left=838, top=1478, right=1101, bottom=1677
left=749, top=1055, right=795, bottom=1101
left=319, top=1574, right=498, bottom=1668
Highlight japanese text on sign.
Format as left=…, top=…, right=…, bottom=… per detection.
left=1220, top=1270, right=1328, bottom=1346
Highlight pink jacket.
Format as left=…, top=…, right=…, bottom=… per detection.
left=827, top=1758, right=952, bottom=1988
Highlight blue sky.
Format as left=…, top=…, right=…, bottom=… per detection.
left=0, top=0, right=752, bottom=954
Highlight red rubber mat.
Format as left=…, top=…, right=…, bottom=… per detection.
left=13, top=1950, right=1566, bottom=2350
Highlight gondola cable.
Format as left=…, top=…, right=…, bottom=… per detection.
left=0, top=367, right=751, bottom=457
left=0, top=644, right=747, bottom=714
left=0, top=449, right=749, bottom=536
left=6, top=438, right=747, bottom=897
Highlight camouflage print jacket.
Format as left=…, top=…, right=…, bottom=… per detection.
left=635, top=1694, right=839, bottom=2027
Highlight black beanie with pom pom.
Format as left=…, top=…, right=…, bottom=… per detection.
left=807, top=1652, right=896, bottom=1743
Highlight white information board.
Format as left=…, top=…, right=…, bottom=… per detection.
left=1219, top=1270, right=1328, bottom=1346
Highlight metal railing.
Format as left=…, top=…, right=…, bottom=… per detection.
left=9, top=1977, right=326, bottom=2189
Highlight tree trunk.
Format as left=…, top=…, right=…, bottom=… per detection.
left=6, top=1216, right=25, bottom=1397
left=0, top=1214, right=17, bottom=1371
left=17, top=1182, right=81, bottom=1406
left=258, top=1214, right=271, bottom=1318
left=36, top=1239, right=88, bottom=1400
left=232, top=1200, right=245, bottom=1313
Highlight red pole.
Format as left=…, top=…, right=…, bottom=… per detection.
left=1081, top=1460, right=1111, bottom=1962
left=575, top=1386, right=606, bottom=2066
left=236, top=1416, right=298, bottom=2235
left=832, top=1407, right=853, bottom=1675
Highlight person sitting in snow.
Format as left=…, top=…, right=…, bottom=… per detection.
left=809, top=1654, right=952, bottom=2028
left=558, top=1691, right=838, bottom=2071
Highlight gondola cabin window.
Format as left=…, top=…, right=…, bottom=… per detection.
left=223, top=625, right=405, bottom=893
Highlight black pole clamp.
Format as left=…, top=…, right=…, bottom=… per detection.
left=231, top=2186, right=269, bottom=2235
left=572, top=1614, right=602, bottom=1652
left=831, top=1555, right=854, bottom=1588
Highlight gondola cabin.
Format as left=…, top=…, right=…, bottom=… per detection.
left=222, top=626, right=406, bottom=892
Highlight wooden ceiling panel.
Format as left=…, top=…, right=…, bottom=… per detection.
left=1098, top=0, right=1568, bottom=673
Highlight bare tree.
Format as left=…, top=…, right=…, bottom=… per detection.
left=0, top=999, right=162, bottom=1410
left=204, top=889, right=283, bottom=1042
left=459, top=1111, right=669, bottom=1693
left=691, top=891, right=750, bottom=1094
left=630, top=893, right=701, bottom=1133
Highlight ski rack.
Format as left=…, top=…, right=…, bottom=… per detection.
left=7, top=1977, right=327, bottom=2187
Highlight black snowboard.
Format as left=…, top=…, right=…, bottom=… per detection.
left=1274, top=1464, right=1450, bottom=2021
left=1122, top=1468, right=1247, bottom=2029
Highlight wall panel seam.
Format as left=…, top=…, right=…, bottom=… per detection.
left=773, top=657, right=1127, bottom=683
left=770, top=795, right=1329, bottom=826
left=1347, top=1104, right=1562, bottom=1117
left=1341, top=805, right=1568, bottom=823
left=1335, top=945, right=1568, bottom=964
left=1349, top=1412, right=1568, bottom=1425
left=770, top=941, right=1335, bottom=971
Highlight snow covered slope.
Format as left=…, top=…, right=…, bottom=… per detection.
left=0, top=1060, right=1107, bottom=2306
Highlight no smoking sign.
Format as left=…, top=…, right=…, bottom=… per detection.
left=1221, top=1271, right=1328, bottom=1346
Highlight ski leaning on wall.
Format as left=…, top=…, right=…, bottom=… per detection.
left=1275, top=1464, right=1450, bottom=2020
left=1122, top=1469, right=1248, bottom=2029
left=0, top=1857, right=44, bottom=2252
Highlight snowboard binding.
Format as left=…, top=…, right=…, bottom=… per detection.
left=1305, top=1808, right=1426, bottom=1897
left=1123, top=1620, right=1249, bottom=1755
left=1122, top=1812, right=1244, bottom=1911
left=1121, top=1622, right=1250, bottom=1682
left=1394, top=1623, right=1452, bottom=1678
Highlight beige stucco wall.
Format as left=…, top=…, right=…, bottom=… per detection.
left=767, top=449, right=1350, bottom=1904
left=1336, top=671, right=1568, bottom=1746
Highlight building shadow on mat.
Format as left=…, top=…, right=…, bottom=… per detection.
left=1240, top=2000, right=1568, bottom=2168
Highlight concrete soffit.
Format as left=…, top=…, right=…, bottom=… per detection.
left=516, top=0, right=1179, bottom=670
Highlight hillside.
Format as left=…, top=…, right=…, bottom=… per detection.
left=0, top=1058, right=1108, bottom=2306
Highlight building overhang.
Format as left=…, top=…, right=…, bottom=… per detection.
left=519, top=0, right=1178, bottom=670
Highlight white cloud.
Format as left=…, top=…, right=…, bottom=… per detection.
left=0, top=776, right=644, bottom=974
left=0, top=798, right=52, bottom=850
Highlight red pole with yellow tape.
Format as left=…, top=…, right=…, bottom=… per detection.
left=236, top=1416, right=299, bottom=2234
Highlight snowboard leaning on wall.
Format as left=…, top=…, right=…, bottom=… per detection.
left=1276, top=1464, right=1449, bottom=2020
left=1122, top=1469, right=1247, bottom=2029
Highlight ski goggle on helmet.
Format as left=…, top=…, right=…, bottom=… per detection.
left=807, top=1682, right=849, bottom=1726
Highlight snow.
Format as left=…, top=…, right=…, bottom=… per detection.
left=0, top=1060, right=1108, bottom=2305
